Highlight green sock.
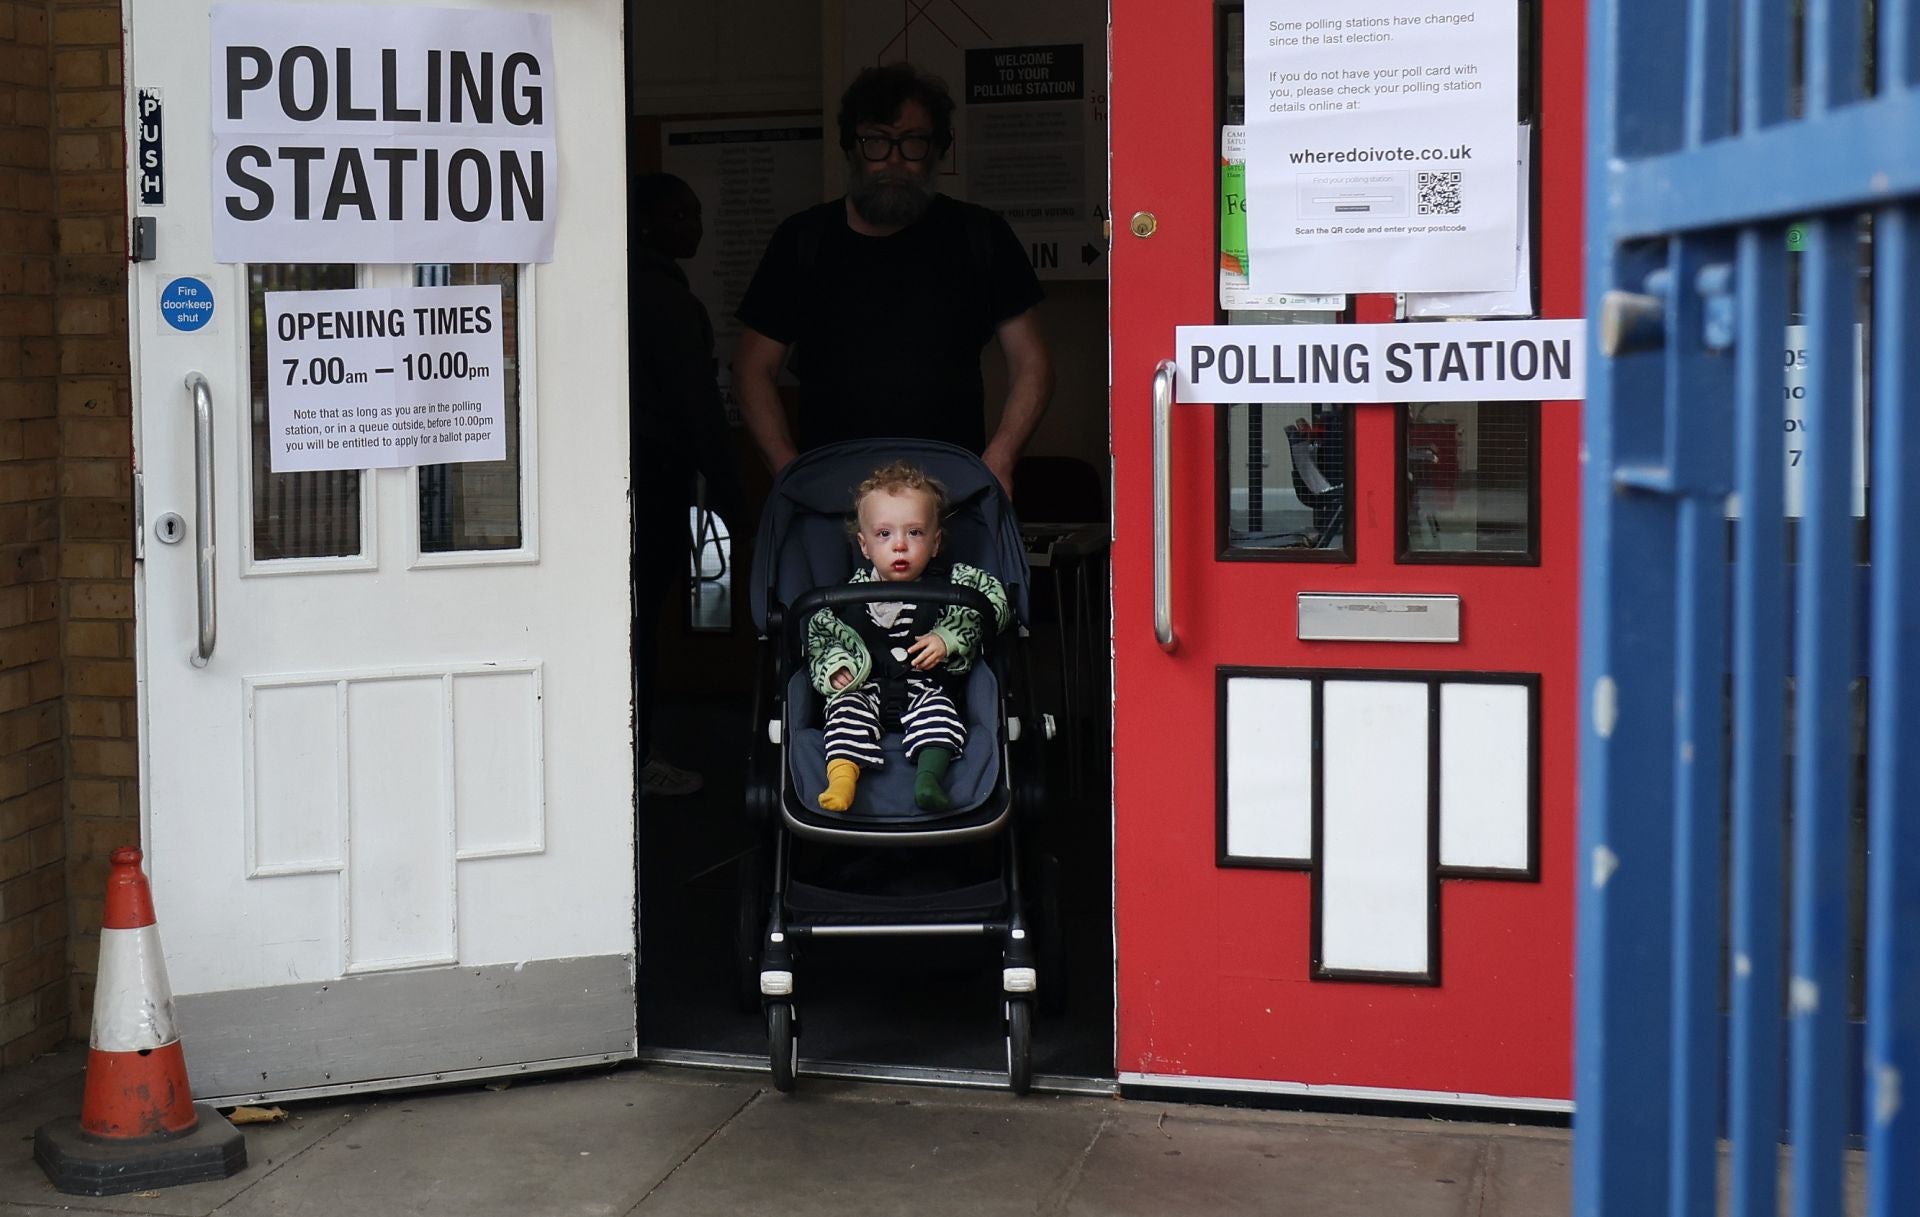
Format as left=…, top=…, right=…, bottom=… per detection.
left=914, top=747, right=953, bottom=811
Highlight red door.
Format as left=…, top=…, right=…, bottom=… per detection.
left=1110, top=1, right=1583, bottom=1105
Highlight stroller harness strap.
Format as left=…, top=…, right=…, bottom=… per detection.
left=803, top=561, right=1011, bottom=728
left=839, top=598, right=950, bottom=727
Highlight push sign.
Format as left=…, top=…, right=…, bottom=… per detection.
left=158, top=277, right=216, bottom=334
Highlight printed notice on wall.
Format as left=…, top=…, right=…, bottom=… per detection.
left=265, top=285, right=506, bottom=472
left=1243, top=0, right=1518, bottom=294
left=660, top=120, right=824, bottom=392
left=1220, top=126, right=1343, bottom=312
left=1782, top=324, right=1868, bottom=519
left=210, top=4, right=556, bottom=264
left=962, top=43, right=1100, bottom=280
left=841, top=2, right=1109, bottom=280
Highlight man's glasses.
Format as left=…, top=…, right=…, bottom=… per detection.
left=854, top=132, right=935, bottom=162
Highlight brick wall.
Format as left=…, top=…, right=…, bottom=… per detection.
left=0, top=0, right=134, bottom=1066
left=53, top=0, right=132, bottom=1029
left=0, top=0, right=70, bottom=1066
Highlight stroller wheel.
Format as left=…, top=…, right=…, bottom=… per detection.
left=767, top=1001, right=797, bottom=1092
left=1005, top=998, right=1033, bottom=1096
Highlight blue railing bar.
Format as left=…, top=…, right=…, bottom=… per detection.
left=1889, top=0, right=1920, bottom=91
left=1741, top=0, right=1794, bottom=131
left=1578, top=6, right=1693, bottom=1212
left=1865, top=202, right=1920, bottom=1217
left=1806, top=0, right=1868, bottom=115
left=1575, top=196, right=1680, bottom=1217
left=1607, top=88, right=1920, bottom=239
left=1787, top=215, right=1860, bottom=1217
left=1666, top=247, right=1736, bottom=495
left=1670, top=494, right=1725, bottom=1217
left=1607, top=0, right=1689, bottom=160
left=1667, top=236, right=1733, bottom=1217
left=1684, top=0, right=1735, bottom=145
left=1727, top=223, right=1790, bottom=1217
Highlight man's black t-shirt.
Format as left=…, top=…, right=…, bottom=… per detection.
left=734, top=194, right=1043, bottom=453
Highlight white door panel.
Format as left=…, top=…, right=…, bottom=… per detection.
left=128, top=0, right=633, bottom=1096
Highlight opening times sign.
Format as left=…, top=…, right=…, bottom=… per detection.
left=265, top=285, right=506, bottom=472
left=1243, top=0, right=1518, bottom=294
left=210, top=4, right=557, bottom=264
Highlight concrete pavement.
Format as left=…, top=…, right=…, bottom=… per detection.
left=0, top=1048, right=1571, bottom=1216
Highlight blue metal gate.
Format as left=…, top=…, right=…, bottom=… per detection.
left=1579, top=2, right=1919, bottom=1215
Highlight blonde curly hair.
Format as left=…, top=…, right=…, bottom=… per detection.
left=850, top=460, right=949, bottom=534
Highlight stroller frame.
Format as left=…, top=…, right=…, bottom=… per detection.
left=738, top=441, right=1056, bottom=1095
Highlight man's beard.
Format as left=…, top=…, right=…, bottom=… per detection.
left=847, top=165, right=935, bottom=227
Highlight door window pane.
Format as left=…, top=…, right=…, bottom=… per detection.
left=249, top=265, right=363, bottom=560
left=1224, top=404, right=1350, bottom=556
left=1399, top=402, right=1536, bottom=561
left=416, top=263, right=524, bottom=553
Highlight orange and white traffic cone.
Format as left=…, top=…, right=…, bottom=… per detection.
left=35, top=847, right=245, bottom=1196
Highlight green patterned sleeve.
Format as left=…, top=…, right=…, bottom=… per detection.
left=928, top=563, right=1012, bottom=673
left=805, top=609, right=869, bottom=696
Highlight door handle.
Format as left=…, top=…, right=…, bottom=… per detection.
left=186, top=372, right=216, bottom=666
left=1152, top=359, right=1177, bottom=653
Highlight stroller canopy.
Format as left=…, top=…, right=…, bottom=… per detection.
left=748, top=439, right=1031, bottom=634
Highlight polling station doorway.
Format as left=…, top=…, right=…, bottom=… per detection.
left=624, top=2, right=1119, bottom=1085
left=1108, top=0, right=1582, bottom=1108
left=129, top=0, right=638, bottom=1101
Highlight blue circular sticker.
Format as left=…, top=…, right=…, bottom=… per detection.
left=159, top=277, right=215, bottom=333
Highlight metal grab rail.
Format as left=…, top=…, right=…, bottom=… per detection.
left=1151, top=360, right=1176, bottom=652
left=186, top=372, right=216, bottom=666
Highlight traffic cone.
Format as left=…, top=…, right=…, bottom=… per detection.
left=35, top=847, right=246, bottom=1196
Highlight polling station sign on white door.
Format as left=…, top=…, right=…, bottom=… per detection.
left=209, top=4, right=558, bottom=264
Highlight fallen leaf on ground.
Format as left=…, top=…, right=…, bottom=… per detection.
left=226, top=1105, right=289, bottom=1125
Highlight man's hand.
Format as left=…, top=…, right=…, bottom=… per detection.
left=830, top=667, right=853, bottom=690
left=981, top=309, right=1053, bottom=498
left=732, top=326, right=800, bottom=473
left=907, top=633, right=948, bottom=670
left=982, top=446, right=1016, bottom=496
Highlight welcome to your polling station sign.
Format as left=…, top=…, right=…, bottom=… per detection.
left=210, top=4, right=557, bottom=264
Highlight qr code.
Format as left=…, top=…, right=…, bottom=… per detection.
left=1418, top=171, right=1463, bottom=215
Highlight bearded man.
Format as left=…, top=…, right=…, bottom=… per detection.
left=731, top=64, right=1053, bottom=493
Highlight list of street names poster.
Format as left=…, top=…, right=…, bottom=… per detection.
left=660, top=121, right=824, bottom=392
left=1244, top=0, right=1518, bottom=294
left=265, top=285, right=506, bottom=472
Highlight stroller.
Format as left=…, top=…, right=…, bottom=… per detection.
left=739, top=439, right=1057, bottom=1093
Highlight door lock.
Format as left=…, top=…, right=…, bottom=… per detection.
left=155, top=512, right=186, bottom=544
left=1129, top=211, right=1158, bottom=238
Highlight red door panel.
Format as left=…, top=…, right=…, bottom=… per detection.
left=1110, top=0, right=1584, bottom=1103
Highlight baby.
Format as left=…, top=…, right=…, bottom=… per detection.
left=805, top=461, right=1010, bottom=812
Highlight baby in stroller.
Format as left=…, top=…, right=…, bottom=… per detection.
left=805, top=461, right=1010, bottom=812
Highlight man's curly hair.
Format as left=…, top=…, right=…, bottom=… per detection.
left=836, top=64, right=956, bottom=157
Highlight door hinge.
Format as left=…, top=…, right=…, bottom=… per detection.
left=133, top=471, right=145, bottom=561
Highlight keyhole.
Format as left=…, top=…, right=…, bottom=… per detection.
left=155, top=512, right=186, bottom=544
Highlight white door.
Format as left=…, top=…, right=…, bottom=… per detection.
left=126, top=0, right=634, bottom=1102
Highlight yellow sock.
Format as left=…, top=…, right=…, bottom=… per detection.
left=818, top=759, right=860, bottom=812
